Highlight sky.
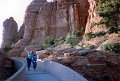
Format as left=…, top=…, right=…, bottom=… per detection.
left=0, top=0, right=53, bottom=47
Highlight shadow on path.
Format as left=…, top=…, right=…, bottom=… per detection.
left=26, top=68, right=60, bottom=81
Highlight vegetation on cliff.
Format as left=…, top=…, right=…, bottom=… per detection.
left=97, top=0, right=120, bottom=33
left=43, top=31, right=80, bottom=48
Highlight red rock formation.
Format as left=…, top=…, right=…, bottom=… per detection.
left=9, top=0, right=90, bottom=56
left=2, top=17, right=18, bottom=48
left=85, top=0, right=107, bottom=33
left=9, top=0, right=47, bottom=56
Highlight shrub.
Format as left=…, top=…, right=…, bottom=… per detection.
left=73, top=31, right=80, bottom=37
left=97, top=0, right=119, bottom=26
left=65, top=34, right=79, bottom=47
left=87, top=45, right=96, bottom=49
left=43, top=37, right=55, bottom=48
left=108, top=27, right=118, bottom=34
left=118, top=31, right=120, bottom=37
left=85, top=32, right=96, bottom=40
left=72, top=27, right=85, bottom=37
left=2, top=43, right=13, bottom=52
left=95, top=31, right=106, bottom=37
left=3, top=46, right=12, bottom=52
left=55, top=36, right=66, bottom=46
left=97, top=0, right=119, bottom=17
left=102, top=17, right=111, bottom=25
left=98, top=12, right=109, bottom=17
left=106, top=42, right=120, bottom=53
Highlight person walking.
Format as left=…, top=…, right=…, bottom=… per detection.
left=32, top=52, right=37, bottom=70
left=26, top=51, right=34, bottom=70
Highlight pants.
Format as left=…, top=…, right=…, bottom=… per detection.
left=27, top=58, right=32, bottom=69
left=32, top=61, right=37, bottom=69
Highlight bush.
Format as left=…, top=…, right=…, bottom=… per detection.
left=98, top=12, right=109, bottom=17
left=73, top=31, right=80, bottom=37
left=3, top=46, right=12, bottom=52
left=2, top=43, right=13, bottom=52
left=108, top=27, right=118, bottom=34
left=118, top=31, right=120, bottom=37
left=55, top=36, right=66, bottom=46
left=95, top=31, right=106, bottom=37
left=85, top=32, right=96, bottom=40
left=43, top=34, right=80, bottom=48
left=72, top=27, right=85, bottom=37
left=43, top=37, right=55, bottom=48
left=102, top=17, right=111, bottom=25
left=97, top=0, right=120, bottom=26
left=87, top=45, right=96, bottom=49
left=106, top=42, right=120, bottom=53
left=65, top=34, right=79, bottom=47
left=97, top=0, right=119, bottom=17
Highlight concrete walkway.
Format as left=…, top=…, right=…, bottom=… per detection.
left=26, top=68, right=60, bottom=81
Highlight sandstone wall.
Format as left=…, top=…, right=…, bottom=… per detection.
left=8, top=0, right=91, bottom=57
left=2, top=17, right=18, bottom=48
left=85, top=0, right=107, bottom=33
left=9, top=0, right=47, bottom=56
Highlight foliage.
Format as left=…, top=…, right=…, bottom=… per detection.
left=95, top=31, right=106, bottom=37
left=97, top=0, right=120, bottom=26
left=118, top=31, right=120, bottom=37
left=98, top=12, right=108, bottom=17
left=102, top=17, right=111, bottom=25
left=108, top=26, right=118, bottom=34
left=55, top=36, right=66, bottom=46
left=43, top=37, right=55, bottom=48
left=2, top=43, right=13, bottom=52
left=88, top=45, right=96, bottom=49
left=85, top=32, right=95, bottom=40
left=105, top=42, right=120, bottom=53
left=3, top=46, right=12, bottom=52
left=117, top=25, right=120, bottom=36
left=72, top=27, right=85, bottom=37
left=97, top=0, right=120, bottom=17
left=85, top=31, right=106, bottom=40
left=43, top=33, right=80, bottom=48
left=65, top=33, right=79, bottom=47
left=86, top=44, right=96, bottom=49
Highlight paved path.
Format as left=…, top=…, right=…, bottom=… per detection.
left=26, top=68, right=60, bottom=81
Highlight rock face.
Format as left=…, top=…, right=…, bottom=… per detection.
left=17, top=24, right=25, bottom=40
left=8, top=0, right=47, bottom=56
left=9, top=0, right=90, bottom=56
left=85, top=0, right=107, bottom=33
left=8, top=0, right=119, bottom=56
left=1, top=17, right=18, bottom=48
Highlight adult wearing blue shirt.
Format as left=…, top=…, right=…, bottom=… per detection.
left=26, top=51, right=34, bottom=70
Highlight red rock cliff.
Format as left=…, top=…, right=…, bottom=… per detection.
left=8, top=0, right=91, bottom=56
